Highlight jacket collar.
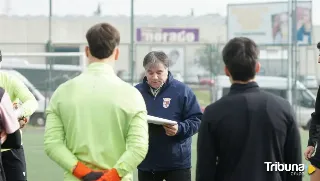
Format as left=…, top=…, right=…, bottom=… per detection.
left=229, top=81, right=259, bottom=94
left=85, top=62, right=115, bottom=74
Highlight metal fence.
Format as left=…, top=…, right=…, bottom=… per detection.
left=0, top=42, right=319, bottom=128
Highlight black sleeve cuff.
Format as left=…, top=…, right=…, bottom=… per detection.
left=308, top=139, right=316, bottom=147
left=311, top=112, right=320, bottom=121
left=2, top=129, right=21, bottom=149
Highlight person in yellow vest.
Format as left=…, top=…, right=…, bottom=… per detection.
left=0, top=50, right=39, bottom=181
left=44, top=22, right=149, bottom=181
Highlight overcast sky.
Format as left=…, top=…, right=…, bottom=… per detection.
left=1, top=0, right=319, bottom=25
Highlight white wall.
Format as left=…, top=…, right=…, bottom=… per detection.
left=0, top=15, right=319, bottom=77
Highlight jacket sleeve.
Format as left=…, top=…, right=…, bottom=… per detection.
left=44, top=88, right=78, bottom=172
left=177, top=87, right=203, bottom=140
left=113, top=89, right=149, bottom=177
left=284, top=107, right=302, bottom=181
left=10, top=75, right=38, bottom=117
left=196, top=108, right=217, bottom=181
left=308, top=113, right=319, bottom=147
left=308, top=86, right=320, bottom=147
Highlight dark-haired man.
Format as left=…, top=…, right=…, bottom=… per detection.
left=44, top=23, right=149, bottom=181
left=318, top=42, right=320, bottom=63
left=135, top=51, right=202, bottom=181
left=304, top=42, right=320, bottom=181
left=196, top=37, right=301, bottom=181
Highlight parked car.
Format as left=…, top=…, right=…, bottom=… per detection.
left=301, top=75, right=318, bottom=89
left=1, top=69, right=48, bottom=126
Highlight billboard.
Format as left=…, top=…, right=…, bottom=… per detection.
left=227, top=1, right=312, bottom=45
left=151, top=46, right=184, bottom=75
left=136, top=28, right=199, bottom=43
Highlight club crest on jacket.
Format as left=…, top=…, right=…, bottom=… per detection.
left=163, top=98, right=171, bottom=108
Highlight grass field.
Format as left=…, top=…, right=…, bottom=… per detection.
left=21, top=89, right=312, bottom=181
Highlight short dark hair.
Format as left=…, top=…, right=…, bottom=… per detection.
left=86, top=23, right=120, bottom=59
left=222, top=37, right=259, bottom=81
left=143, top=51, right=170, bottom=69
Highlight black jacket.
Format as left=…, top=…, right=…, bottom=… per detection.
left=308, top=86, right=320, bottom=147
left=196, top=82, right=302, bottom=181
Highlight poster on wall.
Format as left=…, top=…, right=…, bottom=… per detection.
left=227, top=1, right=312, bottom=45
left=151, top=46, right=184, bottom=76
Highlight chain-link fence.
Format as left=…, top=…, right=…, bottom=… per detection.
left=0, top=42, right=318, bottom=181
left=0, top=42, right=319, bottom=127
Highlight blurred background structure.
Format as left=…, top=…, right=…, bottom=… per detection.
left=0, top=0, right=319, bottom=180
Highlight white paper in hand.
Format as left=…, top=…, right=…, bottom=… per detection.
left=147, top=115, right=177, bottom=125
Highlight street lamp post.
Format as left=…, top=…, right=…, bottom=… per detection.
left=130, top=0, right=135, bottom=85
left=45, top=0, right=53, bottom=111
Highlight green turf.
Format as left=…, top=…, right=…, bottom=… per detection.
left=21, top=127, right=310, bottom=181
left=193, top=89, right=211, bottom=107
left=21, top=90, right=311, bottom=181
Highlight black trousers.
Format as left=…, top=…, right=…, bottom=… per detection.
left=2, top=146, right=27, bottom=181
left=138, top=168, right=191, bottom=181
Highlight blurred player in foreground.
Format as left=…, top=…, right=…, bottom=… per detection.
left=304, top=42, right=320, bottom=181
left=196, top=37, right=301, bottom=181
left=44, top=22, right=149, bottom=181
left=0, top=50, right=38, bottom=181
left=135, top=51, right=202, bottom=181
left=0, top=86, right=26, bottom=181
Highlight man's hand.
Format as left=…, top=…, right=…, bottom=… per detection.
left=82, top=171, right=104, bottom=181
left=163, top=123, right=178, bottom=136
left=72, top=162, right=107, bottom=181
left=13, top=103, right=28, bottom=128
left=18, top=117, right=28, bottom=129
left=0, top=131, right=7, bottom=144
left=304, top=146, right=315, bottom=160
left=96, top=168, right=120, bottom=181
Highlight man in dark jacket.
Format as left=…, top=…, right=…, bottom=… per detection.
left=304, top=42, right=320, bottom=180
left=196, top=37, right=302, bottom=181
left=135, top=51, right=202, bottom=181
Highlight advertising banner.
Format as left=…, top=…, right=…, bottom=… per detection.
left=136, top=28, right=199, bottom=43
left=227, top=1, right=312, bottom=45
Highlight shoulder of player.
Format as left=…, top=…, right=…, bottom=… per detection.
left=261, top=91, right=293, bottom=116
left=260, top=90, right=290, bottom=106
left=0, top=71, right=15, bottom=81
left=121, top=81, right=142, bottom=96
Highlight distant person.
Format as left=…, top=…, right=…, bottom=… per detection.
left=318, top=42, right=320, bottom=63
left=135, top=51, right=202, bottom=181
left=44, top=22, right=149, bottom=181
left=0, top=86, right=25, bottom=181
left=0, top=50, right=39, bottom=181
left=304, top=42, right=320, bottom=181
left=196, top=37, right=302, bottom=181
